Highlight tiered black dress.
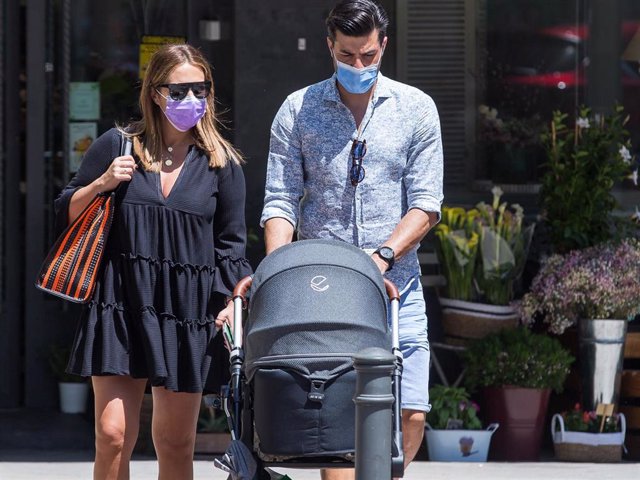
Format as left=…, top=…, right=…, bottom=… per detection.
left=55, top=128, right=252, bottom=393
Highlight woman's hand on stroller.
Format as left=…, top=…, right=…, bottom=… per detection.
left=216, top=301, right=235, bottom=351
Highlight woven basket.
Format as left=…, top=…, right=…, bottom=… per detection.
left=551, top=413, right=626, bottom=463
left=439, top=298, right=519, bottom=345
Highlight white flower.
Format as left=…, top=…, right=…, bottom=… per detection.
left=576, top=117, right=590, bottom=129
left=491, top=186, right=503, bottom=210
left=619, top=145, right=632, bottom=164
left=512, top=203, right=524, bottom=217
left=479, top=104, right=498, bottom=120
left=629, top=169, right=638, bottom=186
left=632, top=206, right=640, bottom=224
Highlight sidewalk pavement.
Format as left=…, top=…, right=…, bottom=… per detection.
left=1, top=409, right=639, bottom=479
left=0, top=449, right=639, bottom=480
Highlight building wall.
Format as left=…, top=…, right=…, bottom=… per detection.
left=233, top=0, right=396, bottom=265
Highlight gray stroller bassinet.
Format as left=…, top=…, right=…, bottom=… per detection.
left=222, top=239, right=404, bottom=479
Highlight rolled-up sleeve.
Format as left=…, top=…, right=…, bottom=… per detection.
left=260, top=97, right=304, bottom=228
left=403, top=95, right=444, bottom=222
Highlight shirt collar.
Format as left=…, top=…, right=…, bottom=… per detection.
left=323, top=72, right=393, bottom=105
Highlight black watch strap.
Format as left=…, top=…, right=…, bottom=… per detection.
left=374, top=246, right=395, bottom=270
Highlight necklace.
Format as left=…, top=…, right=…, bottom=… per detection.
left=163, top=139, right=193, bottom=167
left=164, top=146, right=175, bottom=167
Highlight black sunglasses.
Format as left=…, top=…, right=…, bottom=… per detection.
left=156, top=81, right=212, bottom=101
left=350, top=139, right=367, bottom=186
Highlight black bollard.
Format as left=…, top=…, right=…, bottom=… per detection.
left=353, top=347, right=396, bottom=480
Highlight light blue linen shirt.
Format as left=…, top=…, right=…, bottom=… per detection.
left=261, top=73, right=444, bottom=289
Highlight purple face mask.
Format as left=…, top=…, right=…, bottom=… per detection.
left=161, top=94, right=207, bottom=132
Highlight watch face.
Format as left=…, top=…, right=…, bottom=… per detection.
left=379, top=247, right=393, bottom=260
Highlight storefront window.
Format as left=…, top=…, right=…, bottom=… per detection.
left=476, top=0, right=640, bottom=186
left=66, top=1, right=187, bottom=174
left=476, top=0, right=586, bottom=184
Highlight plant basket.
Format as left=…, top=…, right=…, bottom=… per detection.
left=551, top=413, right=626, bottom=462
left=439, top=298, right=519, bottom=345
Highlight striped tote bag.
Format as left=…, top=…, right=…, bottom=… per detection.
left=35, top=136, right=131, bottom=303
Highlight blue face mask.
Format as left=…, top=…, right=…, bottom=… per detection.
left=335, top=58, right=381, bottom=94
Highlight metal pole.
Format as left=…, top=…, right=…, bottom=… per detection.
left=353, top=347, right=396, bottom=480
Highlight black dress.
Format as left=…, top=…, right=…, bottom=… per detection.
left=55, top=128, right=253, bottom=393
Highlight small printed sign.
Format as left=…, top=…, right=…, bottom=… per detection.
left=139, top=35, right=186, bottom=79
left=69, top=82, right=100, bottom=120
left=69, top=122, right=97, bottom=173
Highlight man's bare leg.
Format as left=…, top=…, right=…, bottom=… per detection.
left=401, top=409, right=426, bottom=467
left=320, top=468, right=354, bottom=480
left=319, top=409, right=425, bottom=480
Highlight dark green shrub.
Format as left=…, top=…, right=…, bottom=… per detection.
left=463, top=327, right=574, bottom=393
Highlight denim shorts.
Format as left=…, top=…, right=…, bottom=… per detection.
left=389, top=276, right=431, bottom=413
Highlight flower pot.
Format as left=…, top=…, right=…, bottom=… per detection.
left=551, top=413, right=626, bottom=462
left=482, top=386, right=550, bottom=461
left=425, top=423, right=499, bottom=462
left=439, top=298, right=519, bottom=346
left=58, top=382, right=89, bottom=414
left=578, top=318, right=627, bottom=411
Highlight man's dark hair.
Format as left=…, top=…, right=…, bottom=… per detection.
left=326, top=0, right=389, bottom=44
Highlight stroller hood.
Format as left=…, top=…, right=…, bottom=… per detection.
left=244, top=239, right=391, bottom=380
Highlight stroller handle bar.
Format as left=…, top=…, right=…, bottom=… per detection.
left=231, top=275, right=253, bottom=350
left=232, top=275, right=253, bottom=299
left=383, top=278, right=399, bottom=301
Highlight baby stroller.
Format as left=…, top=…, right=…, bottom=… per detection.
left=218, top=239, right=404, bottom=479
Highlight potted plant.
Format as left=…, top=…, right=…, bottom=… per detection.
left=477, top=104, right=544, bottom=184
left=519, top=238, right=640, bottom=412
left=425, top=385, right=498, bottom=462
left=434, top=187, right=534, bottom=344
left=47, top=344, right=89, bottom=414
left=194, top=396, right=231, bottom=454
left=539, top=105, right=637, bottom=254
left=463, top=326, right=574, bottom=460
left=519, top=239, right=640, bottom=336
left=551, top=403, right=626, bottom=462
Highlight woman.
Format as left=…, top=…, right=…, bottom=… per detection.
left=55, top=44, right=252, bottom=479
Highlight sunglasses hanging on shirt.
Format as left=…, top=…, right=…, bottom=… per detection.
left=350, top=139, right=367, bottom=186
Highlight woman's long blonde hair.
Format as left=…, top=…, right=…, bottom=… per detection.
left=121, top=44, right=242, bottom=170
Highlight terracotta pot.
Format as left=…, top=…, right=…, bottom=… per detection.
left=482, top=386, right=551, bottom=461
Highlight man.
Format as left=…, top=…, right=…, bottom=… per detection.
left=260, top=1, right=443, bottom=478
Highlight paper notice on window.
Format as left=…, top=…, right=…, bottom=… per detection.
left=69, top=82, right=100, bottom=120
left=69, top=122, right=97, bottom=173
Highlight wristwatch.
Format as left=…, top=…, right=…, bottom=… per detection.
left=374, top=246, right=395, bottom=270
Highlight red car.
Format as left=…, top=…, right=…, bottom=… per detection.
left=486, top=22, right=640, bottom=145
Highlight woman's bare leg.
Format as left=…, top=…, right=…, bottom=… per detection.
left=151, top=386, right=202, bottom=480
left=92, top=376, right=148, bottom=480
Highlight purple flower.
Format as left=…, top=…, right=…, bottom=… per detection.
left=519, top=239, right=640, bottom=334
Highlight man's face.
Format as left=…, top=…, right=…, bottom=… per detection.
left=328, top=29, right=387, bottom=70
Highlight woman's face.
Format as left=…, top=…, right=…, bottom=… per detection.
left=152, top=62, right=206, bottom=110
